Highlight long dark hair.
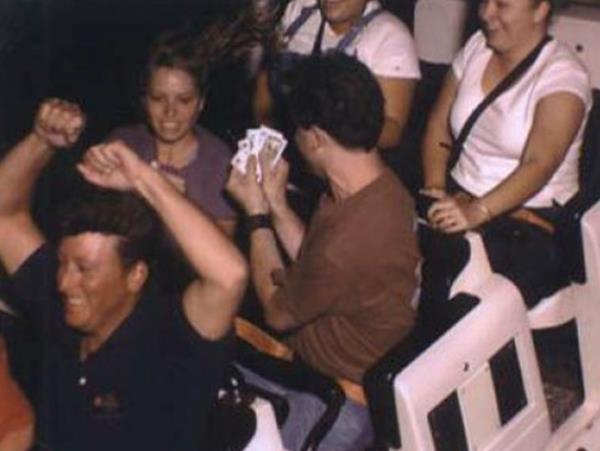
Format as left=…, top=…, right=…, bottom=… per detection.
left=141, top=1, right=282, bottom=97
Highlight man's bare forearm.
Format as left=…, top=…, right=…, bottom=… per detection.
left=126, top=159, right=247, bottom=339
left=271, top=202, right=305, bottom=261
left=133, top=163, right=247, bottom=297
left=0, top=133, right=54, bottom=218
left=249, top=228, right=297, bottom=331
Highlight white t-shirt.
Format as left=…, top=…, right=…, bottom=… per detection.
left=450, top=31, right=592, bottom=208
left=280, top=0, right=421, bottom=79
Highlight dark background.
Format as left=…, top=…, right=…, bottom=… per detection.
left=0, top=0, right=248, bottom=149
left=0, top=0, right=418, bottom=150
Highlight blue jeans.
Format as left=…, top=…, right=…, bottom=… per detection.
left=237, top=365, right=373, bottom=451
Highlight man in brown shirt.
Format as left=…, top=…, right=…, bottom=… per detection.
left=227, top=53, right=420, bottom=450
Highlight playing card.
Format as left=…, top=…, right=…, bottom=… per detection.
left=259, top=125, right=284, bottom=140
left=261, top=132, right=287, bottom=168
left=247, top=129, right=266, bottom=155
left=260, top=125, right=287, bottom=167
left=231, top=139, right=252, bottom=174
left=231, top=151, right=248, bottom=174
left=232, top=126, right=287, bottom=181
left=238, top=138, right=251, bottom=154
left=232, top=138, right=264, bottom=181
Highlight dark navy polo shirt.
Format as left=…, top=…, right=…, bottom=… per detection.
left=9, top=245, right=232, bottom=451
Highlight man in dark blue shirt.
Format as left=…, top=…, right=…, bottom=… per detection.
left=0, top=98, right=248, bottom=450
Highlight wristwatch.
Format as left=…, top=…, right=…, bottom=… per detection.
left=245, top=214, right=272, bottom=233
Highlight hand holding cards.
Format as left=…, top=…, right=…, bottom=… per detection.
left=231, top=125, right=287, bottom=182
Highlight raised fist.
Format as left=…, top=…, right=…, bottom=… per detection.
left=33, top=98, right=85, bottom=149
left=78, top=141, right=145, bottom=192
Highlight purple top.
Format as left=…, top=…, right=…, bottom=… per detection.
left=108, top=124, right=236, bottom=220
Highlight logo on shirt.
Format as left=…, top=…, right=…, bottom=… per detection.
left=93, top=391, right=123, bottom=419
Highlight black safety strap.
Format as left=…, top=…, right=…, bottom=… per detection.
left=312, top=6, right=383, bottom=55
left=452, top=35, right=553, bottom=153
left=283, top=2, right=383, bottom=55
left=335, top=7, right=383, bottom=52
left=283, top=4, right=319, bottom=40
left=312, top=17, right=327, bottom=55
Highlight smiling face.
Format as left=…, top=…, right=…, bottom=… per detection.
left=479, top=0, right=550, bottom=56
left=144, top=66, right=204, bottom=146
left=57, top=233, right=143, bottom=339
left=318, top=0, right=369, bottom=34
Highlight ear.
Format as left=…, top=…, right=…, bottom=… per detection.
left=297, top=126, right=319, bottom=152
left=126, top=261, right=149, bottom=294
left=311, top=126, right=331, bottom=151
left=533, top=0, right=551, bottom=24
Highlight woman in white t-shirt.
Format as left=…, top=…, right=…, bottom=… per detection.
left=423, top=0, right=591, bottom=228
left=421, top=0, right=592, bottom=304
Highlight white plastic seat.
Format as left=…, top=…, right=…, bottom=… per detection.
left=449, top=231, right=493, bottom=299
left=539, top=202, right=600, bottom=450
left=387, top=275, right=549, bottom=451
left=412, top=202, right=600, bottom=451
left=243, top=397, right=286, bottom=451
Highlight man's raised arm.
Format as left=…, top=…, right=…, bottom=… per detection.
left=78, top=142, right=248, bottom=340
left=0, top=99, right=85, bottom=274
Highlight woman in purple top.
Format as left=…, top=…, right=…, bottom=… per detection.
left=108, top=30, right=237, bottom=236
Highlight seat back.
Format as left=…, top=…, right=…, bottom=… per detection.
left=574, top=204, right=600, bottom=406
left=366, top=276, right=550, bottom=451
left=207, top=369, right=287, bottom=451
left=414, top=0, right=467, bottom=65
left=234, top=336, right=346, bottom=451
left=243, top=398, right=286, bottom=451
left=539, top=201, right=600, bottom=451
left=365, top=2, right=600, bottom=450
left=550, top=3, right=600, bottom=283
left=365, top=293, right=479, bottom=449
left=392, top=0, right=464, bottom=194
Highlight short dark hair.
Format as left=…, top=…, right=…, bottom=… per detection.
left=286, top=52, right=384, bottom=151
left=142, top=29, right=209, bottom=97
left=57, top=189, right=160, bottom=269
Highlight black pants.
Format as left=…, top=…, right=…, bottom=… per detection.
left=418, top=197, right=562, bottom=310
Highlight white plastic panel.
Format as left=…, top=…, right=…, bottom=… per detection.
left=392, top=275, right=550, bottom=451
left=244, top=398, right=286, bottom=451
left=414, top=0, right=468, bottom=64
left=551, top=5, right=600, bottom=89
left=458, top=363, right=501, bottom=450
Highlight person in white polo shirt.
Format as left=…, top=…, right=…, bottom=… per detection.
left=254, top=0, right=421, bottom=150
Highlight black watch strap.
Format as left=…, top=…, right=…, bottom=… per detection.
left=245, top=214, right=272, bottom=233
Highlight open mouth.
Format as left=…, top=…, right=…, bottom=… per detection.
left=64, top=297, right=85, bottom=308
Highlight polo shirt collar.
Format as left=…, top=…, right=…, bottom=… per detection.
left=57, top=286, right=166, bottom=357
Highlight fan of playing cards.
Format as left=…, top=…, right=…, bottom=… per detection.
left=231, top=125, right=287, bottom=182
